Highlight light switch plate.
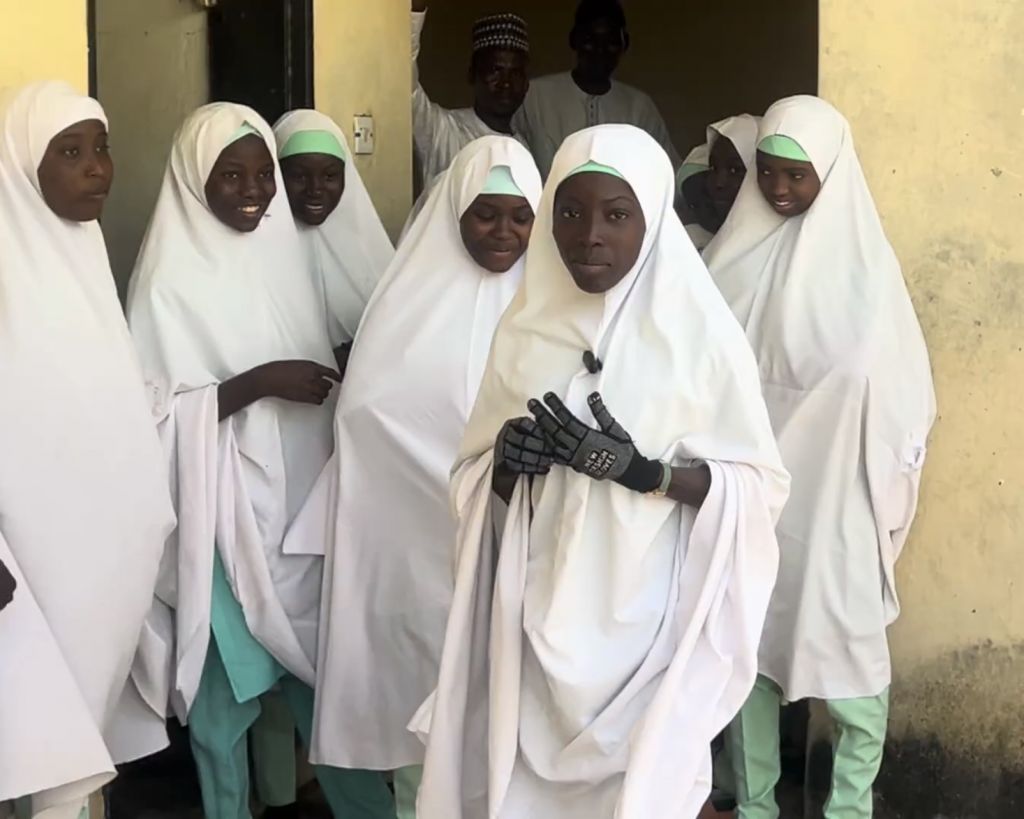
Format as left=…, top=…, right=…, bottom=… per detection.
left=353, top=115, right=375, bottom=155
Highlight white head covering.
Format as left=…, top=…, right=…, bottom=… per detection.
left=704, top=95, right=936, bottom=700
left=0, top=81, right=173, bottom=807
left=417, top=125, right=787, bottom=818
left=299, top=135, right=541, bottom=770
left=127, top=103, right=337, bottom=712
left=708, top=113, right=760, bottom=169
left=273, top=109, right=394, bottom=346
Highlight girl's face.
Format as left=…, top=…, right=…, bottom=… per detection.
left=553, top=171, right=645, bottom=294
left=37, top=118, right=113, bottom=222
left=459, top=193, right=535, bottom=273
left=756, top=150, right=821, bottom=217
left=707, top=136, right=746, bottom=225
left=281, top=152, right=346, bottom=226
left=204, top=134, right=277, bottom=232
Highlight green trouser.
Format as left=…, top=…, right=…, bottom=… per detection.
left=189, top=641, right=397, bottom=819
left=394, top=765, right=423, bottom=819
left=726, top=675, right=889, bottom=819
left=251, top=691, right=297, bottom=807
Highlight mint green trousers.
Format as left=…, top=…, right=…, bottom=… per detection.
left=726, top=675, right=889, bottom=819
left=189, top=642, right=396, bottom=819
left=394, top=765, right=423, bottom=819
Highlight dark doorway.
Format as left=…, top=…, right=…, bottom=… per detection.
left=208, top=0, right=314, bottom=125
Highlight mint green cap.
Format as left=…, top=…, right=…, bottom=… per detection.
left=227, top=122, right=261, bottom=146
left=480, top=165, right=524, bottom=197
left=757, top=134, right=811, bottom=162
left=565, top=160, right=625, bottom=180
left=278, top=129, right=346, bottom=161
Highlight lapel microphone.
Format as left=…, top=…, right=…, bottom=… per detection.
left=582, top=350, right=603, bottom=374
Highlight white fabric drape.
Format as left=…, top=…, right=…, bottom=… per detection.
left=0, top=81, right=173, bottom=810
left=273, top=110, right=394, bottom=347
left=414, top=124, right=789, bottom=819
left=286, top=136, right=541, bottom=769
left=704, top=95, right=936, bottom=700
left=126, top=103, right=336, bottom=717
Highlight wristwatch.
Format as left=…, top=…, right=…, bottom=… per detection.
left=651, top=460, right=673, bottom=496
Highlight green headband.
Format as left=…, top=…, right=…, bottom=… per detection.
left=676, top=161, right=708, bottom=186
left=480, top=165, right=524, bottom=197
left=565, top=160, right=625, bottom=180
left=757, top=134, right=811, bottom=162
left=279, top=129, right=346, bottom=161
left=227, top=122, right=261, bottom=146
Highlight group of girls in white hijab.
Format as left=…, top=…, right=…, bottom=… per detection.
left=2, top=78, right=932, bottom=819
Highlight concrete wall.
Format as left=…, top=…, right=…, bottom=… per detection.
left=415, top=0, right=817, bottom=156
left=314, top=0, right=413, bottom=239
left=820, top=2, right=1024, bottom=815
left=95, top=0, right=209, bottom=294
left=0, top=0, right=87, bottom=94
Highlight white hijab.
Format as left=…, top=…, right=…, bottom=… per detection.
left=704, top=95, right=935, bottom=699
left=127, top=103, right=336, bottom=714
left=273, top=109, right=394, bottom=346
left=708, top=113, right=760, bottom=170
left=0, top=81, right=173, bottom=809
left=296, top=135, right=542, bottom=770
left=416, top=125, right=788, bottom=818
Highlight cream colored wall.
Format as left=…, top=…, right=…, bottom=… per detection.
left=416, top=0, right=817, bottom=157
left=0, top=0, right=87, bottom=94
left=95, top=0, right=209, bottom=293
left=821, top=0, right=1024, bottom=808
left=314, top=0, right=412, bottom=239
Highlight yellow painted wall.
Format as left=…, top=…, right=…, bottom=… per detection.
left=95, top=0, right=209, bottom=293
left=821, top=0, right=1024, bottom=810
left=416, top=0, right=816, bottom=157
left=314, top=0, right=412, bottom=239
left=0, top=0, right=87, bottom=95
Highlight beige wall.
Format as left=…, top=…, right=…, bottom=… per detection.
left=416, top=0, right=816, bottom=156
left=95, top=0, right=209, bottom=293
left=821, top=1, right=1024, bottom=813
left=314, top=0, right=413, bottom=239
left=0, top=0, right=87, bottom=94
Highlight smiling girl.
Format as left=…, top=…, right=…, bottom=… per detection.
left=127, top=103, right=393, bottom=819
left=705, top=96, right=935, bottom=819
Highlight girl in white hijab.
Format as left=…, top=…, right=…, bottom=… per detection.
left=126, top=102, right=394, bottom=819
left=284, top=135, right=541, bottom=819
left=0, top=81, right=173, bottom=819
left=676, top=114, right=760, bottom=251
left=273, top=109, right=394, bottom=361
left=704, top=95, right=935, bottom=819
left=412, top=124, right=789, bottom=819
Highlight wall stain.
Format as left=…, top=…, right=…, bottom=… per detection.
left=875, top=642, right=1024, bottom=818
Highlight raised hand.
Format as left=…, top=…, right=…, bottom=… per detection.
left=527, top=391, right=662, bottom=492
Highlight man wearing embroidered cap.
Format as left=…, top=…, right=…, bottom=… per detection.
left=410, top=1, right=530, bottom=191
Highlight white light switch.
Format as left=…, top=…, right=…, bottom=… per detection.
left=353, top=115, right=375, bottom=155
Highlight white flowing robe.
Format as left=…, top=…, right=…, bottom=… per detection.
left=286, top=137, right=542, bottom=770
left=0, top=82, right=174, bottom=812
left=273, top=110, right=394, bottom=348
left=414, top=125, right=789, bottom=819
left=515, top=72, right=680, bottom=178
left=126, top=103, right=337, bottom=719
left=704, top=95, right=936, bottom=701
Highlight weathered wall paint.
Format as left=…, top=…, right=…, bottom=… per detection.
left=314, top=0, right=413, bottom=239
left=416, top=0, right=817, bottom=157
left=0, top=0, right=87, bottom=96
left=95, top=0, right=209, bottom=293
left=821, top=2, right=1024, bottom=815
